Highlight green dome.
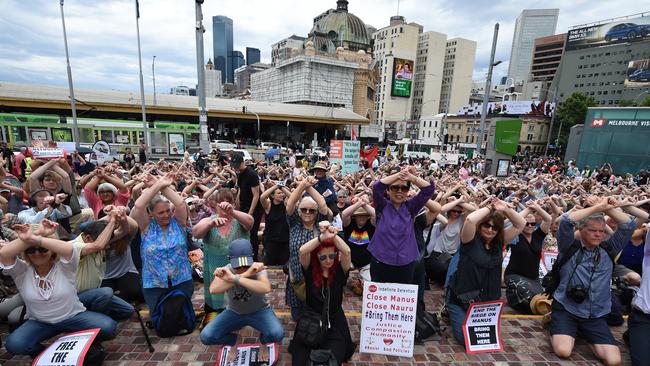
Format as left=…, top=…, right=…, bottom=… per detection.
left=308, top=0, right=371, bottom=53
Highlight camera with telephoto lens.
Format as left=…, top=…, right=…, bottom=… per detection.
left=566, top=284, right=588, bottom=303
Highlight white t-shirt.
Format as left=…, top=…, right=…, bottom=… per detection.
left=1, top=245, right=85, bottom=324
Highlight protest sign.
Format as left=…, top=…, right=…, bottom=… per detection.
left=33, top=328, right=99, bottom=366
left=360, top=281, right=418, bottom=357
left=542, top=251, right=559, bottom=272
left=92, top=140, right=112, bottom=165
left=31, top=147, right=66, bottom=160
left=462, top=300, right=505, bottom=354
left=216, top=343, right=278, bottom=366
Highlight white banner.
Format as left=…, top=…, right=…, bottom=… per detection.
left=31, top=147, right=65, bottom=159
left=33, top=328, right=100, bottom=366
left=360, top=281, right=418, bottom=357
left=216, top=343, right=278, bottom=366
left=457, top=100, right=555, bottom=117
left=462, top=301, right=505, bottom=354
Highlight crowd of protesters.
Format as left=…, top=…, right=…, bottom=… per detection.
left=0, top=140, right=649, bottom=366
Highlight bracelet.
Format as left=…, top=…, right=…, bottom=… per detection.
left=234, top=274, right=241, bottom=284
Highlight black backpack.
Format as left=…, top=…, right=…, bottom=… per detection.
left=414, top=308, right=442, bottom=343
left=307, top=349, right=338, bottom=366
left=542, top=240, right=616, bottom=299
left=150, top=289, right=197, bottom=338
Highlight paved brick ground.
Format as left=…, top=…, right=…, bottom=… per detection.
left=0, top=269, right=632, bottom=365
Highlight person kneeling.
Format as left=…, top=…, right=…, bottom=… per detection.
left=200, top=239, right=284, bottom=364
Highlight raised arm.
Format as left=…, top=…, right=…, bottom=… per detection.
left=286, top=179, right=308, bottom=216
left=130, top=174, right=165, bottom=230
left=527, top=201, right=553, bottom=234
left=12, top=224, right=73, bottom=261
left=498, top=201, right=526, bottom=243
left=460, top=206, right=491, bottom=244
left=260, top=183, right=279, bottom=214
left=80, top=214, right=117, bottom=256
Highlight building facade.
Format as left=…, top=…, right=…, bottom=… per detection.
left=440, top=38, right=476, bottom=114
left=235, top=63, right=271, bottom=95
left=246, top=47, right=261, bottom=66
left=507, top=9, right=559, bottom=83
left=232, top=51, right=245, bottom=72
left=205, top=59, right=223, bottom=98
left=271, top=35, right=306, bottom=66
left=411, top=31, right=446, bottom=121
left=212, top=15, right=234, bottom=84
left=556, top=14, right=650, bottom=107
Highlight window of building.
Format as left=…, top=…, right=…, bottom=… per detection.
left=528, top=125, right=535, bottom=133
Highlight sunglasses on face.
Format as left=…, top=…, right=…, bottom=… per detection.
left=300, top=208, right=317, bottom=214
left=25, top=247, right=49, bottom=255
left=389, top=185, right=410, bottom=193
left=525, top=222, right=536, bottom=227
left=318, top=253, right=337, bottom=261
left=482, top=223, right=498, bottom=231
left=450, top=210, right=463, bottom=214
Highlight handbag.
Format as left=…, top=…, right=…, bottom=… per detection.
left=288, top=265, right=306, bottom=302
left=308, top=349, right=337, bottom=366
left=295, top=284, right=331, bottom=348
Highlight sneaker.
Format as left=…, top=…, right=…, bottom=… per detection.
left=200, top=311, right=218, bottom=330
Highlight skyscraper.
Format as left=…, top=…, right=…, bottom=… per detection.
left=213, top=15, right=233, bottom=83
left=246, top=47, right=260, bottom=66
left=232, top=51, right=245, bottom=72
left=507, top=9, right=559, bottom=83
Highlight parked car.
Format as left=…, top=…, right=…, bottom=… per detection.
left=210, top=140, right=236, bottom=150
left=604, top=23, right=650, bottom=42
left=628, top=68, right=650, bottom=82
left=227, top=148, right=253, bottom=162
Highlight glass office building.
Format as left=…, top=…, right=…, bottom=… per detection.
left=507, top=9, right=559, bottom=83
left=213, top=15, right=234, bottom=84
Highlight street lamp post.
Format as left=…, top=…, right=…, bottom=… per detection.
left=477, top=23, right=501, bottom=157
left=134, top=0, right=148, bottom=152
left=58, top=0, right=80, bottom=148
left=194, top=0, right=209, bottom=152
left=152, top=55, right=157, bottom=106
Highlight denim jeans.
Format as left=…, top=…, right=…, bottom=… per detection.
left=445, top=290, right=467, bottom=346
left=628, top=309, right=650, bottom=366
left=5, top=310, right=117, bottom=356
left=200, top=306, right=285, bottom=346
left=142, top=280, right=194, bottom=312
left=78, top=287, right=134, bottom=320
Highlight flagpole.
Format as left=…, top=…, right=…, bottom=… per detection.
left=59, top=0, right=80, bottom=149
left=135, top=0, right=149, bottom=153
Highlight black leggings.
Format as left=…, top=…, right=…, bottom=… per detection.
left=101, top=272, right=144, bottom=303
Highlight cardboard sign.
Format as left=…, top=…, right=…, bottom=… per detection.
left=542, top=251, right=559, bottom=272
left=462, top=300, right=505, bottom=354
left=360, top=281, right=418, bottom=357
left=216, top=343, right=278, bottom=366
left=31, top=147, right=66, bottom=159
left=91, top=140, right=111, bottom=165
left=33, top=328, right=100, bottom=366
left=538, top=259, right=548, bottom=279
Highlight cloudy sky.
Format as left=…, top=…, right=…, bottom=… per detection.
left=1, top=0, right=648, bottom=94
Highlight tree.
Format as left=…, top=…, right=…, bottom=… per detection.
left=619, top=96, right=650, bottom=107
left=638, top=95, right=650, bottom=107
left=619, top=99, right=635, bottom=107
left=555, top=92, right=596, bottom=148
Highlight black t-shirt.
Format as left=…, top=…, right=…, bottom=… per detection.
left=343, top=220, right=374, bottom=268
left=505, top=227, right=546, bottom=279
left=264, top=201, right=289, bottom=243
left=237, top=166, right=260, bottom=213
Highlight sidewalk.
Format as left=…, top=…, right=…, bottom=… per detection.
left=0, top=269, right=632, bottom=365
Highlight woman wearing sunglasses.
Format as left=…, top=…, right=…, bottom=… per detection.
left=369, top=167, right=435, bottom=284
left=289, top=221, right=353, bottom=365
left=446, top=198, right=525, bottom=345
left=285, top=175, right=331, bottom=320
left=0, top=223, right=116, bottom=356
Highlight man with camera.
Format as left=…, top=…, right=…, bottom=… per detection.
left=550, top=196, right=636, bottom=366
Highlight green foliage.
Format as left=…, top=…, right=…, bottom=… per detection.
left=619, top=99, right=635, bottom=107
left=639, top=95, right=650, bottom=107
left=555, top=92, right=596, bottom=147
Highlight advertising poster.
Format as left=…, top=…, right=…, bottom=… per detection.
left=360, top=281, right=418, bottom=357
left=216, top=343, right=278, bottom=366
left=566, top=16, right=650, bottom=51
left=494, top=120, right=523, bottom=156
left=496, top=159, right=510, bottom=177
left=391, top=58, right=414, bottom=97
left=168, top=133, right=185, bottom=155
left=625, top=59, right=650, bottom=88
left=462, top=301, right=505, bottom=354
left=457, top=101, right=555, bottom=117
left=51, top=128, right=73, bottom=142
left=33, top=328, right=100, bottom=366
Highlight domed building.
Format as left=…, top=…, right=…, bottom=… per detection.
left=307, top=0, right=373, bottom=54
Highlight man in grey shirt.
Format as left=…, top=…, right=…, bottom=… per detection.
left=550, top=196, right=635, bottom=366
left=199, top=239, right=284, bottom=363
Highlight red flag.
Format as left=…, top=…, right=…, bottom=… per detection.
left=360, top=145, right=378, bottom=165
left=351, top=126, right=357, bottom=140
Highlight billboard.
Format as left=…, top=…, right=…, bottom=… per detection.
left=391, top=58, right=413, bottom=97
left=566, top=15, right=650, bottom=51
left=625, top=59, right=650, bottom=88
left=457, top=100, right=555, bottom=117
left=494, top=119, right=522, bottom=156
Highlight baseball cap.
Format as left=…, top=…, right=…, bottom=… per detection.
left=230, top=154, right=244, bottom=169
left=228, top=239, right=254, bottom=268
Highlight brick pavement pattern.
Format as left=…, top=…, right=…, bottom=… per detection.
left=0, top=269, right=632, bottom=365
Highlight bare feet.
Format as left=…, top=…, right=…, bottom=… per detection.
left=258, top=343, right=270, bottom=363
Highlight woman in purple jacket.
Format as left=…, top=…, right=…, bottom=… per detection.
left=369, top=167, right=435, bottom=284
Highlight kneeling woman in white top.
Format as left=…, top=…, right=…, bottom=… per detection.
left=0, top=222, right=117, bottom=356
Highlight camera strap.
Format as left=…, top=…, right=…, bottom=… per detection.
left=566, top=247, right=585, bottom=289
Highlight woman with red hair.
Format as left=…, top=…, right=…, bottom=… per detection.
left=289, top=221, right=353, bottom=365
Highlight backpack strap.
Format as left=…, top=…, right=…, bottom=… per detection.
left=599, top=242, right=617, bottom=267
left=552, top=240, right=582, bottom=275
